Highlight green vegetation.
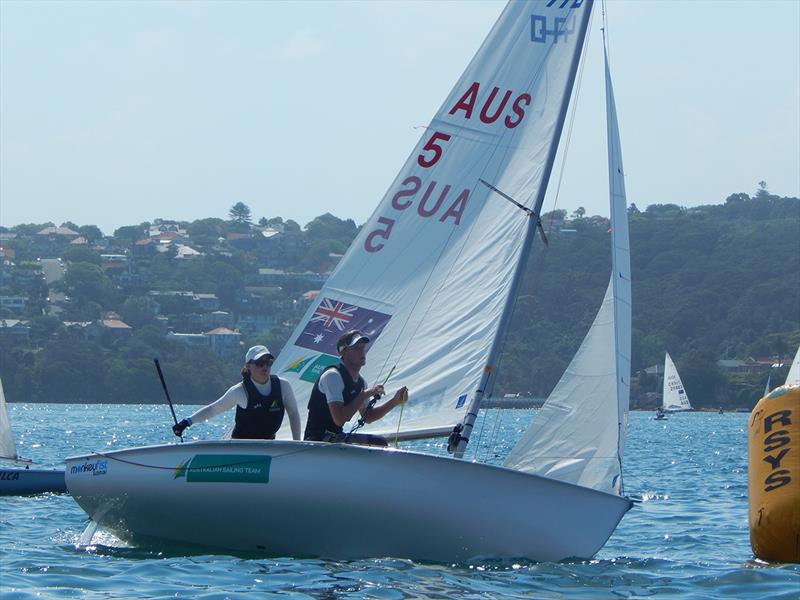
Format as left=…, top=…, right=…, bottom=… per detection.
left=0, top=193, right=797, bottom=410
left=500, top=192, right=799, bottom=408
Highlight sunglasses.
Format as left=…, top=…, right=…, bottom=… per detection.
left=251, top=357, right=274, bottom=367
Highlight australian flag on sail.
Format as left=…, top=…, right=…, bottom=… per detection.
left=294, top=297, right=392, bottom=356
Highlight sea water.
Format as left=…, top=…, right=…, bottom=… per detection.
left=1, top=404, right=798, bottom=599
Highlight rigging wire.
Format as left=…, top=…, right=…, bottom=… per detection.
left=487, top=406, right=503, bottom=459
left=485, top=5, right=596, bottom=428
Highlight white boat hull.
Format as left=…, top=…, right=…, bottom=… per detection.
left=66, top=440, right=631, bottom=562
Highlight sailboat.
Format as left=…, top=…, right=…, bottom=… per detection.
left=786, top=346, right=800, bottom=386
left=661, top=352, right=691, bottom=413
left=0, top=378, right=67, bottom=495
left=66, top=0, right=633, bottom=561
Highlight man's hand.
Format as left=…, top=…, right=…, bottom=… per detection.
left=367, top=384, right=385, bottom=398
left=392, top=387, right=409, bottom=407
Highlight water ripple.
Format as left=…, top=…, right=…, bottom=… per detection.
left=1, top=406, right=798, bottom=599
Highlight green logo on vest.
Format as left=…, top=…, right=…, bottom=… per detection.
left=299, top=354, right=340, bottom=383
left=173, top=454, right=271, bottom=483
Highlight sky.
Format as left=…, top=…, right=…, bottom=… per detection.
left=1, top=0, right=798, bottom=236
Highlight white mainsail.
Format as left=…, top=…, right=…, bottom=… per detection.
left=662, top=352, right=691, bottom=412
left=503, top=42, right=631, bottom=496
left=274, top=0, right=594, bottom=439
left=786, top=346, right=800, bottom=386
left=0, top=378, right=19, bottom=461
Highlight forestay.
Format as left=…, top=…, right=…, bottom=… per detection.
left=503, top=43, right=631, bottom=496
left=274, top=0, right=594, bottom=439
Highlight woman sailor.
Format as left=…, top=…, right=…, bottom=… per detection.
left=172, top=345, right=301, bottom=440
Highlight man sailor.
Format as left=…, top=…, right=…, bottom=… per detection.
left=304, top=330, right=407, bottom=444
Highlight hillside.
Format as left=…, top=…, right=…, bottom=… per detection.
left=0, top=192, right=797, bottom=409
left=498, top=193, right=799, bottom=407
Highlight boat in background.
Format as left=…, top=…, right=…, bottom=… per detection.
left=0, top=378, right=67, bottom=496
left=66, top=0, right=634, bottom=561
left=662, top=352, right=692, bottom=413
left=785, top=346, right=800, bottom=386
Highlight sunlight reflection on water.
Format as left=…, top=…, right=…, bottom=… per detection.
left=1, top=404, right=798, bottom=599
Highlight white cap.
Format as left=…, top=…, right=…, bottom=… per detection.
left=245, top=345, right=273, bottom=363
left=336, top=330, right=371, bottom=354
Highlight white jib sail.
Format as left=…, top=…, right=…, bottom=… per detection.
left=786, top=346, right=800, bottom=386
left=503, top=42, right=631, bottom=497
left=663, top=352, right=691, bottom=411
left=274, top=0, right=594, bottom=439
left=0, top=378, right=19, bottom=461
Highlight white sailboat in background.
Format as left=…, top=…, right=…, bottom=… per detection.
left=662, top=352, right=691, bottom=412
left=785, top=346, right=800, bottom=386
left=0, top=378, right=67, bottom=495
left=67, top=0, right=634, bottom=561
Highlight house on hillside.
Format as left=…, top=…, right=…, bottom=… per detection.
left=133, top=238, right=158, bottom=257
left=716, top=359, right=761, bottom=374
left=37, top=226, right=79, bottom=239
left=174, top=244, right=202, bottom=259
left=33, top=226, right=79, bottom=255
left=236, top=314, right=276, bottom=333
left=148, top=223, right=186, bottom=238
left=86, top=319, right=133, bottom=342
left=0, top=319, right=30, bottom=343
left=167, top=331, right=208, bottom=348
left=205, top=327, right=241, bottom=356
left=165, top=327, right=241, bottom=357
left=226, top=232, right=257, bottom=251
left=0, top=296, right=27, bottom=313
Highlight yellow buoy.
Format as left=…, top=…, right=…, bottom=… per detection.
left=748, top=384, right=800, bottom=562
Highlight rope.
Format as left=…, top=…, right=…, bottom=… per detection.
left=85, top=444, right=324, bottom=472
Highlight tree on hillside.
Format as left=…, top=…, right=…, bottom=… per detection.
left=187, top=218, right=226, bottom=247
left=113, top=225, right=146, bottom=247
left=12, top=222, right=54, bottom=236
left=79, top=225, right=104, bottom=242
left=63, top=246, right=102, bottom=265
left=304, top=213, right=358, bottom=244
left=119, top=295, right=160, bottom=329
left=229, top=202, right=252, bottom=224
left=63, top=263, right=119, bottom=308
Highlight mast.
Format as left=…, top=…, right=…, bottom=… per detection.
left=453, top=0, right=595, bottom=459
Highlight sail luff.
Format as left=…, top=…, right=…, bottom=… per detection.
left=786, top=346, right=800, bottom=386
left=502, top=28, right=631, bottom=497
left=453, top=0, right=596, bottom=459
left=604, top=40, right=632, bottom=483
left=0, top=378, right=19, bottom=461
